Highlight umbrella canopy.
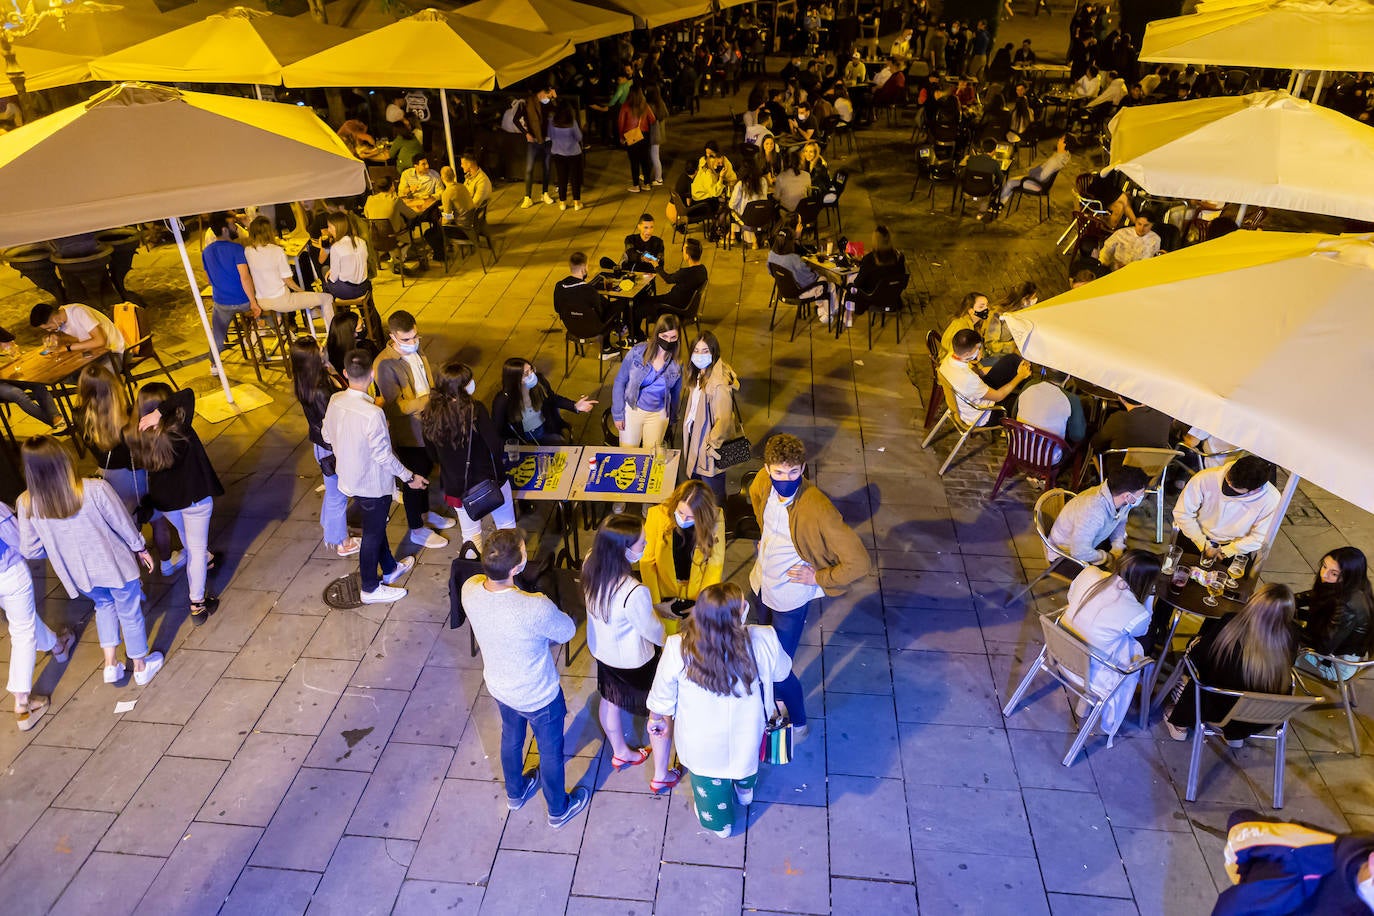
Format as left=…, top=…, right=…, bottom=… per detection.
left=281, top=7, right=573, bottom=90
left=89, top=7, right=363, bottom=86
left=458, top=0, right=635, bottom=45
left=1106, top=90, right=1374, bottom=222
left=0, top=81, right=366, bottom=247
left=18, top=5, right=189, bottom=57
left=590, top=0, right=711, bottom=29
left=1001, top=230, right=1374, bottom=513
left=1140, top=0, right=1374, bottom=71
left=0, top=45, right=92, bottom=96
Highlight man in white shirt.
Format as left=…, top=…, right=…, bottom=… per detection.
left=385, top=93, right=407, bottom=123
left=1173, top=456, right=1281, bottom=560
left=1016, top=373, right=1086, bottom=464
left=30, top=302, right=126, bottom=358
left=1086, top=75, right=1128, bottom=109
left=938, top=329, right=1032, bottom=427
left=1100, top=216, right=1161, bottom=271
left=398, top=156, right=442, bottom=198
left=321, top=349, right=427, bottom=603
left=1049, top=466, right=1149, bottom=566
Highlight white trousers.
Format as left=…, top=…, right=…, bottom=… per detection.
left=455, top=481, right=517, bottom=548
left=163, top=497, right=214, bottom=602
left=620, top=405, right=671, bottom=450
left=1, top=562, right=55, bottom=696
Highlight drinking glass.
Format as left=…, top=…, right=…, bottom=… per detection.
left=1203, top=570, right=1224, bottom=607
left=1198, top=549, right=1217, bottom=570
left=1170, top=564, right=1190, bottom=591
left=1162, top=545, right=1183, bottom=575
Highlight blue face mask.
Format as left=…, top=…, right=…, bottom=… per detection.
left=771, top=475, right=802, bottom=498
left=523, top=373, right=539, bottom=389
left=690, top=353, right=713, bottom=370
left=675, top=509, right=694, bottom=528
left=396, top=341, right=419, bottom=355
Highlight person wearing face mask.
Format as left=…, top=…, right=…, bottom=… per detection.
left=679, top=332, right=740, bottom=504
left=581, top=514, right=679, bottom=794
left=375, top=311, right=455, bottom=550
left=420, top=361, right=517, bottom=551
left=639, top=481, right=726, bottom=626
left=938, top=291, right=992, bottom=363
left=491, top=358, right=595, bottom=446
left=612, top=315, right=684, bottom=451
left=1173, top=456, right=1281, bottom=563
left=747, top=434, right=870, bottom=742
left=981, top=282, right=1037, bottom=361
left=1049, top=466, right=1150, bottom=567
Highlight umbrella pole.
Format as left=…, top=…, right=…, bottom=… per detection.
left=169, top=219, right=236, bottom=406
left=1251, top=470, right=1299, bottom=579
left=254, top=85, right=264, bottom=101
left=441, top=88, right=456, bottom=169
left=1312, top=71, right=1326, bottom=102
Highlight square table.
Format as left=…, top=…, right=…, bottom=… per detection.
left=503, top=445, right=584, bottom=567
left=0, top=344, right=110, bottom=449
left=570, top=447, right=681, bottom=505
left=591, top=271, right=656, bottom=335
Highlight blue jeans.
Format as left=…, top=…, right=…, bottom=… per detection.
left=0, top=382, right=58, bottom=425
left=497, top=690, right=569, bottom=816
left=355, top=494, right=397, bottom=592
left=525, top=141, right=551, bottom=197
left=211, top=302, right=253, bottom=353
left=692, top=471, right=726, bottom=506
left=752, top=592, right=820, bottom=727
left=84, top=579, right=149, bottom=659
left=315, top=445, right=349, bottom=546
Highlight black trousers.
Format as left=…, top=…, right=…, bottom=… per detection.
left=395, top=446, right=433, bottom=530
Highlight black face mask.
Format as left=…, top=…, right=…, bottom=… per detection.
left=973, top=309, right=989, bottom=320
left=1220, top=479, right=1245, bottom=498
left=657, top=338, right=677, bottom=353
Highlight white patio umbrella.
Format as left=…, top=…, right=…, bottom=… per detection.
left=0, top=82, right=367, bottom=408
left=1106, top=90, right=1374, bottom=223
left=1001, top=230, right=1374, bottom=559
left=1140, top=0, right=1374, bottom=72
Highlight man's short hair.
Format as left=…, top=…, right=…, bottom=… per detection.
left=29, top=302, right=56, bottom=328
left=764, top=433, right=807, bottom=468
left=1071, top=269, right=1098, bottom=286
left=961, top=291, right=988, bottom=312
left=1227, top=456, right=1273, bottom=492
left=373, top=176, right=395, bottom=193
left=460, top=150, right=477, bottom=166
left=569, top=251, right=587, bottom=270
left=208, top=212, right=232, bottom=238
left=951, top=328, right=984, bottom=356
left=1107, top=465, right=1149, bottom=495
left=387, top=310, right=417, bottom=335
left=482, top=528, right=525, bottom=579
left=343, top=348, right=374, bottom=381
left=638, top=213, right=654, bottom=224
left=683, top=238, right=703, bottom=262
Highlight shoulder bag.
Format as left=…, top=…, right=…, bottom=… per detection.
left=460, top=417, right=504, bottom=521
left=714, top=391, right=751, bottom=469
left=748, top=632, right=793, bottom=765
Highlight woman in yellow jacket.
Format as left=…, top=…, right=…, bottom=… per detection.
left=639, top=480, right=726, bottom=626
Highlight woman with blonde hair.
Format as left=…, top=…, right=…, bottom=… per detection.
left=646, top=583, right=792, bottom=837
left=799, top=140, right=829, bottom=190
left=244, top=216, right=335, bottom=328
left=639, top=480, right=726, bottom=621
left=17, top=436, right=159, bottom=686
left=582, top=514, right=678, bottom=792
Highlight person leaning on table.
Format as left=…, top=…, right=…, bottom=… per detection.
left=1172, top=456, right=1280, bottom=563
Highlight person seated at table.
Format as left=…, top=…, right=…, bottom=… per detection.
left=827, top=82, right=854, bottom=124
left=1072, top=65, right=1103, bottom=99
left=843, top=51, right=867, bottom=86
left=337, top=119, right=388, bottom=162
left=1086, top=170, right=1136, bottom=227
left=953, top=78, right=979, bottom=114
left=243, top=217, right=336, bottom=329
left=318, top=212, right=373, bottom=302
left=872, top=56, right=900, bottom=90
left=491, top=357, right=595, bottom=446
left=938, top=330, right=1032, bottom=427
left=1293, top=547, right=1374, bottom=680
left=744, top=109, right=774, bottom=147
left=1179, top=425, right=1238, bottom=471
left=773, top=152, right=813, bottom=213
left=639, top=480, right=726, bottom=621
left=636, top=239, right=709, bottom=337
left=767, top=229, right=837, bottom=324
left=398, top=156, right=442, bottom=199
left=729, top=157, right=771, bottom=248
left=1164, top=584, right=1299, bottom=744
left=388, top=123, right=422, bottom=172
left=1173, top=456, right=1280, bottom=562
left=31, top=301, right=129, bottom=366
left=1051, top=466, right=1150, bottom=566
left=1100, top=216, right=1160, bottom=271
left=1085, top=71, right=1127, bottom=110
left=843, top=225, right=906, bottom=322
left=554, top=252, right=619, bottom=359
left=757, top=135, right=783, bottom=182
left=690, top=142, right=734, bottom=214
left=622, top=214, right=666, bottom=273
left=448, top=153, right=492, bottom=226
left=1013, top=39, right=1036, bottom=66
left=1091, top=394, right=1174, bottom=457
left=0, top=326, right=67, bottom=433
left=938, top=291, right=990, bottom=362
left=872, top=61, right=907, bottom=106
left=1015, top=368, right=1085, bottom=465
left=981, top=135, right=1071, bottom=222
left=363, top=177, right=423, bottom=269
left=1062, top=549, right=1162, bottom=743
left=799, top=141, right=829, bottom=191
left=192, top=213, right=261, bottom=361
left=789, top=101, right=818, bottom=141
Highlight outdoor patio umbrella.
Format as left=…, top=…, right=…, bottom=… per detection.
left=458, top=0, right=635, bottom=45
left=0, top=82, right=366, bottom=408
left=1000, top=230, right=1374, bottom=559
left=283, top=8, right=574, bottom=169
left=19, top=5, right=191, bottom=57
left=1140, top=0, right=1374, bottom=72
left=588, top=0, right=711, bottom=30
left=89, top=7, right=362, bottom=91
left=0, top=45, right=93, bottom=96
left=1105, top=90, right=1374, bottom=223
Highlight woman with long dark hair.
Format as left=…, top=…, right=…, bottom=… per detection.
left=17, top=436, right=159, bottom=686
left=127, top=383, right=224, bottom=623
left=679, top=333, right=740, bottom=503
left=618, top=87, right=657, bottom=193
left=1062, top=549, right=1162, bottom=742
left=325, top=309, right=378, bottom=375
left=291, top=337, right=357, bottom=557
left=490, top=358, right=595, bottom=446
left=1166, top=584, right=1300, bottom=744
left=419, top=361, right=516, bottom=549
left=728, top=155, right=769, bottom=248
left=582, top=514, right=678, bottom=792
left=1297, top=547, right=1374, bottom=680
left=611, top=314, right=684, bottom=450
left=646, top=582, right=792, bottom=838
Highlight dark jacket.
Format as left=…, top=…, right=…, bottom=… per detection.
left=1167, top=616, right=1298, bottom=740
left=1213, top=816, right=1374, bottom=915
left=491, top=374, right=576, bottom=443
left=553, top=275, right=609, bottom=326
left=141, top=388, right=225, bottom=512
left=424, top=402, right=504, bottom=500
left=622, top=234, right=666, bottom=272
left=654, top=263, right=708, bottom=310
left=1091, top=404, right=1174, bottom=452
left=1298, top=585, right=1374, bottom=658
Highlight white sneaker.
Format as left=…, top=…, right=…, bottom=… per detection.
left=559, top=201, right=567, bottom=211
left=335, top=536, right=361, bottom=558
left=361, top=584, right=407, bottom=604
left=382, top=556, right=415, bottom=586
left=103, top=662, right=125, bottom=684
left=425, top=512, right=456, bottom=530
left=409, top=529, right=448, bottom=549
left=160, top=550, right=187, bottom=577
left=627, top=185, right=641, bottom=193
left=541, top=192, right=555, bottom=205
left=573, top=201, right=584, bottom=211
left=520, top=196, right=534, bottom=209
left=734, top=783, right=754, bottom=806
left=133, top=652, right=164, bottom=687
left=651, top=179, right=664, bottom=186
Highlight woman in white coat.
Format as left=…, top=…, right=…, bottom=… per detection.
left=647, top=582, right=791, bottom=838
left=1061, top=549, right=1162, bottom=744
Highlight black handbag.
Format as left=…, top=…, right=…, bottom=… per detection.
left=460, top=419, right=504, bottom=521
left=714, top=393, right=751, bottom=468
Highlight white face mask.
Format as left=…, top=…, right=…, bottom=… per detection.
left=690, top=352, right=713, bottom=370
left=675, top=509, right=694, bottom=529
left=625, top=545, right=645, bottom=563
left=465, top=380, right=476, bottom=396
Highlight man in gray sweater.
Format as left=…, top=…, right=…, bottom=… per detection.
left=462, top=529, right=590, bottom=828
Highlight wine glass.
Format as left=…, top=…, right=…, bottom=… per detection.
left=1203, top=570, right=1224, bottom=607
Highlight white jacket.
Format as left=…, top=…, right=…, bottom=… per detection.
left=1062, top=566, right=1151, bottom=741
left=586, top=577, right=664, bottom=670
left=1173, top=461, right=1280, bottom=557
left=1049, top=482, right=1132, bottom=565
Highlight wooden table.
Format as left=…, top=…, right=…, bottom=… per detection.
left=0, top=344, right=110, bottom=450
left=803, top=253, right=859, bottom=287
left=570, top=447, right=680, bottom=505
left=591, top=271, right=656, bottom=335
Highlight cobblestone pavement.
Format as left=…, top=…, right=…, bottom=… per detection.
left=1, top=23, right=1372, bottom=916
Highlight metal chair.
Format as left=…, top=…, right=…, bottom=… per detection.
left=765, top=262, right=818, bottom=342
left=922, top=331, right=944, bottom=428
left=367, top=219, right=412, bottom=288
left=793, top=197, right=823, bottom=249
left=1180, top=660, right=1321, bottom=808
left=652, top=284, right=705, bottom=340
left=737, top=199, right=777, bottom=263
left=956, top=168, right=1001, bottom=218
left=1009, top=169, right=1060, bottom=223
left=1005, top=488, right=1085, bottom=608
left=991, top=419, right=1072, bottom=499
left=920, top=375, right=1004, bottom=475
left=1293, top=651, right=1374, bottom=756
left=556, top=302, right=620, bottom=383
left=820, top=169, right=849, bottom=233
left=850, top=274, right=909, bottom=348
left=668, top=191, right=717, bottom=244
left=1096, top=448, right=1182, bottom=543
left=1002, top=609, right=1155, bottom=766
left=910, top=146, right=959, bottom=211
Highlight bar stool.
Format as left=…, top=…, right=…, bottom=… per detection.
left=332, top=291, right=383, bottom=344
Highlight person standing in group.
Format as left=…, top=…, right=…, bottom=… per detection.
left=375, top=310, right=455, bottom=550
left=1, top=499, right=74, bottom=730
left=582, top=514, right=680, bottom=793
left=127, top=383, right=224, bottom=625
left=201, top=212, right=261, bottom=360
left=619, top=87, right=658, bottom=193
left=419, top=361, right=518, bottom=551
left=646, top=582, right=792, bottom=837
left=639, top=480, right=726, bottom=621
left=463, top=528, right=591, bottom=828
left=322, top=349, right=424, bottom=604
left=325, top=309, right=378, bottom=376
left=613, top=315, right=684, bottom=450
left=17, top=437, right=161, bottom=686
left=243, top=216, right=335, bottom=329
left=490, top=357, right=595, bottom=446
left=291, top=337, right=359, bottom=559
left=678, top=332, right=740, bottom=504
left=646, top=85, right=670, bottom=187
left=748, top=434, right=870, bottom=740
left=318, top=212, right=373, bottom=301
left=548, top=101, right=585, bottom=212
left=517, top=86, right=556, bottom=210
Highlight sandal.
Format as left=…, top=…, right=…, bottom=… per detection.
left=650, top=767, right=683, bottom=794
left=15, top=695, right=48, bottom=732
left=190, top=594, right=220, bottom=625
left=611, top=746, right=651, bottom=771
left=51, top=631, right=75, bottom=664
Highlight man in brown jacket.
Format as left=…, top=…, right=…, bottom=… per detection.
left=748, top=434, right=870, bottom=741
left=374, top=310, right=455, bottom=550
